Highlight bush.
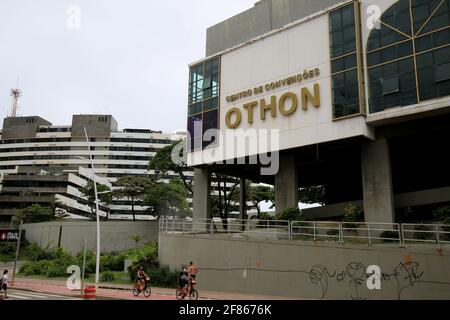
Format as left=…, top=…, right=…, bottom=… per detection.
left=76, top=250, right=96, bottom=274
left=343, top=204, right=364, bottom=223
left=26, top=243, right=53, bottom=262
left=0, top=243, right=16, bottom=255
left=434, top=206, right=450, bottom=225
left=20, top=245, right=76, bottom=278
left=101, top=253, right=126, bottom=272
left=327, top=229, right=339, bottom=237
left=259, top=212, right=274, bottom=221
left=19, top=260, right=52, bottom=276
left=148, top=266, right=178, bottom=288
left=415, top=225, right=434, bottom=240
left=125, top=241, right=177, bottom=288
left=45, top=264, right=67, bottom=278
left=379, top=230, right=399, bottom=242
left=50, top=247, right=75, bottom=264
left=342, top=204, right=364, bottom=228
left=100, top=271, right=115, bottom=282
left=125, top=241, right=158, bottom=262
left=275, top=207, right=302, bottom=221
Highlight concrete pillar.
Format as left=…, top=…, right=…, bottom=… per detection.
left=361, top=138, right=395, bottom=223
left=193, top=168, right=210, bottom=232
left=275, top=155, right=299, bottom=214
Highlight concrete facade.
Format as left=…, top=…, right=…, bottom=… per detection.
left=206, top=0, right=344, bottom=56
left=1, top=116, right=52, bottom=141
left=361, top=139, right=395, bottom=223
left=193, top=168, right=210, bottom=222
left=21, top=221, right=159, bottom=255
left=275, top=155, right=298, bottom=214
left=71, top=114, right=118, bottom=140
left=159, top=234, right=450, bottom=300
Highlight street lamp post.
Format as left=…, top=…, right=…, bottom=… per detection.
left=83, top=127, right=101, bottom=290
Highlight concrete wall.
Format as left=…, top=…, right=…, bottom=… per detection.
left=1, top=116, right=52, bottom=140
left=159, top=234, right=450, bottom=300
left=22, top=221, right=159, bottom=255
left=206, top=0, right=344, bottom=56
left=71, top=115, right=117, bottom=139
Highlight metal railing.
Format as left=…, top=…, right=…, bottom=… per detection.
left=159, top=217, right=450, bottom=248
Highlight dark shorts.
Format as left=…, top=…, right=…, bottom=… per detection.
left=179, top=279, right=188, bottom=287
left=2, top=284, right=7, bottom=290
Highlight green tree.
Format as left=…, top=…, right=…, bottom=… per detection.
left=114, top=176, right=151, bottom=221
left=298, top=186, right=326, bottom=206
left=247, top=184, right=275, bottom=219
left=81, top=181, right=112, bottom=220
left=231, top=182, right=275, bottom=219
left=48, top=199, right=69, bottom=220
left=210, top=174, right=240, bottom=230
left=143, top=178, right=189, bottom=218
left=16, top=204, right=52, bottom=224
left=275, top=207, right=302, bottom=221
left=148, top=141, right=193, bottom=195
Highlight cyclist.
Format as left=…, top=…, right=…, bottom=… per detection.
left=178, top=265, right=190, bottom=296
left=187, top=261, right=199, bottom=280
left=135, top=266, right=149, bottom=291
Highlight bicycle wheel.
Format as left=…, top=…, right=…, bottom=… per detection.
left=132, top=285, right=140, bottom=297
left=189, top=289, right=198, bottom=301
left=144, top=286, right=151, bottom=297
left=175, top=288, right=184, bottom=300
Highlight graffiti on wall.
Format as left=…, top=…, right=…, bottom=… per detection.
left=309, top=261, right=450, bottom=300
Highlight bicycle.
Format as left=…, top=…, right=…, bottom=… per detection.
left=133, top=278, right=151, bottom=298
left=176, top=278, right=198, bottom=300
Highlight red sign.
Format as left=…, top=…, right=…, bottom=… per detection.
left=0, top=230, right=23, bottom=242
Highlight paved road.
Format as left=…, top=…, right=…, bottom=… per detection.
left=4, top=289, right=82, bottom=300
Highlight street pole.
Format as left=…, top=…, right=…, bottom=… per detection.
left=11, top=220, right=23, bottom=285
left=84, top=127, right=100, bottom=290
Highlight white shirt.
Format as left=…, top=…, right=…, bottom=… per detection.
left=2, top=274, right=8, bottom=284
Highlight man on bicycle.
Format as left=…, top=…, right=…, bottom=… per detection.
left=136, top=266, right=149, bottom=291
left=178, top=265, right=190, bottom=296
left=187, top=261, right=199, bottom=280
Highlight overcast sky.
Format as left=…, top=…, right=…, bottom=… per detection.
left=0, top=0, right=256, bottom=132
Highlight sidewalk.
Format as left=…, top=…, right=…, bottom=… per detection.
left=10, top=276, right=297, bottom=300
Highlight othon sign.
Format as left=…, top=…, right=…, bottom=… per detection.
left=225, top=83, right=321, bottom=129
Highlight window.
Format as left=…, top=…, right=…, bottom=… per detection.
left=382, top=76, right=400, bottom=95
left=330, top=1, right=364, bottom=118
left=187, top=56, right=220, bottom=150
left=417, top=46, right=450, bottom=100
left=436, top=62, right=450, bottom=82
left=367, top=0, right=450, bottom=113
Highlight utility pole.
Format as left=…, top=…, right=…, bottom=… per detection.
left=11, top=220, right=24, bottom=285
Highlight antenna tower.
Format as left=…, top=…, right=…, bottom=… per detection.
left=10, top=80, right=22, bottom=117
